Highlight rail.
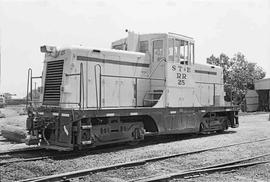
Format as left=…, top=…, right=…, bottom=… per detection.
left=18, top=137, right=270, bottom=182
left=26, top=68, right=42, bottom=108
left=64, top=63, right=84, bottom=109
left=148, top=57, right=166, bottom=78
left=94, top=64, right=166, bottom=110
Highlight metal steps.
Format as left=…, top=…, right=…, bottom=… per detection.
left=143, top=90, right=163, bottom=107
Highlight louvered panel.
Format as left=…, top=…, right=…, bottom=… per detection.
left=43, top=60, right=64, bottom=105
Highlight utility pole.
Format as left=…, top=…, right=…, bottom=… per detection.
left=0, top=28, right=1, bottom=92
left=0, top=42, right=1, bottom=92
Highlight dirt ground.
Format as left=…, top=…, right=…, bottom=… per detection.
left=0, top=107, right=269, bottom=181
left=0, top=105, right=27, bottom=128
left=0, top=106, right=27, bottom=151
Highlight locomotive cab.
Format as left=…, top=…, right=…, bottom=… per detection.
left=112, top=32, right=225, bottom=107
left=112, top=32, right=195, bottom=107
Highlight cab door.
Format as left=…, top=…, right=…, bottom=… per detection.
left=150, top=39, right=166, bottom=90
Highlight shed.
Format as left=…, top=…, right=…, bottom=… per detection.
left=245, top=90, right=258, bottom=112
left=254, top=78, right=270, bottom=111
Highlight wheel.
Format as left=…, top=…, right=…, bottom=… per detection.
left=199, top=123, right=205, bottom=133
left=216, top=119, right=228, bottom=134
left=128, top=140, right=140, bottom=146
left=128, top=128, right=143, bottom=146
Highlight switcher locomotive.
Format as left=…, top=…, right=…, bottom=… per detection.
left=26, top=32, right=239, bottom=151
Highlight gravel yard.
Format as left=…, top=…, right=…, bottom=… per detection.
left=0, top=110, right=269, bottom=182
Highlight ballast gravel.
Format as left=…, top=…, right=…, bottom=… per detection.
left=0, top=113, right=270, bottom=182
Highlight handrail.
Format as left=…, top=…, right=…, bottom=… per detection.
left=195, top=82, right=234, bottom=106
left=195, top=81, right=223, bottom=85
left=30, top=101, right=79, bottom=104
left=65, top=72, right=81, bottom=107
left=65, top=73, right=80, bottom=76
left=26, top=68, right=32, bottom=108
left=94, top=64, right=166, bottom=110
left=80, top=63, right=84, bottom=110
left=64, top=64, right=84, bottom=109
left=26, top=68, right=42, bottom=108
left=94, top=64, right=102, bottom=110
left=148, top=57, right=166, bottom=78
left=27, top=66, right=84, bottom=109
left=101, top=74, right=165, bottom=81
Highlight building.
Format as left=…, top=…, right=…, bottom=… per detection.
left=254, top=78, right=270, bottom=111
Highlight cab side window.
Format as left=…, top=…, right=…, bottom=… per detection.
left=190, top=43, right=194, bottom=64
left=139, top=41, right=149, bottom=53
left=179, top=40, right=189, bottom=65
left=167, top=37, right=194, bottom=64
left=152, top=40, right=164, bottom=62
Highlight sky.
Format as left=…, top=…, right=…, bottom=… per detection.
left=0, top=0, right=270, bottom=98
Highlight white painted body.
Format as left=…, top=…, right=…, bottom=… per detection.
left=163, top=63, right=225, bottom=107
left=41, top=47, right=149, bottom=109
left=40, top=32, right=226, bottom=109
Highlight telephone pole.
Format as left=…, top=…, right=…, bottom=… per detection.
left=0, top=28, right=1, bottom=92
left=0, top=36, right=1, bottom=92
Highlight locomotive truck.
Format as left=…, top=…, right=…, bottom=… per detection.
left=26, top=32, right=239, bottom=151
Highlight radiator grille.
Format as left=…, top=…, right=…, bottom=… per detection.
left=43, top=60, right=64, bottom=105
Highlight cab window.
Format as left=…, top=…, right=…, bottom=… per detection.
left=152, top=40, right=164, bottom=62
left=139, top=41, right=149, bottom=53
left=168, top=38, right=174, bottom=61
left=168, top=38, right=193, bottom=65
left=190, top=43, right=194, bottom=64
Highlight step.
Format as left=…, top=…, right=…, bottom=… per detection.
left=144, top=99, right=160, bottom=102
left=146, top=91, right=163, bottom=95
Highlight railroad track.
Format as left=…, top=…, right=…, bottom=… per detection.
left=18, top=137, right=270, bottom=182
left=0, top=141, right=149, bottom=166
left=0, top=147, right=42, bottom=156
left=0, top=149, right=49, bottom=167
left=0, top=133, right=192, bottom=155
left=131, top=157, right=270, bottom=182
left=0, top=132, right=219, bottom=157
left=0, top=133, right=243, bottom=166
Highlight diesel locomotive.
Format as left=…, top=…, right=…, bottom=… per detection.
left=26, top=32, right=239, bottom=150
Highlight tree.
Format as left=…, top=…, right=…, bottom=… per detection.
left=207, top=53, right=234, bottom=102
left=207, top=53, right=232, bottom=83
left=207, top=52, right=266, bottom=104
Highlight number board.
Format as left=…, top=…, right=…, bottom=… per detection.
left=167, top=63, right=193, bottom=87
